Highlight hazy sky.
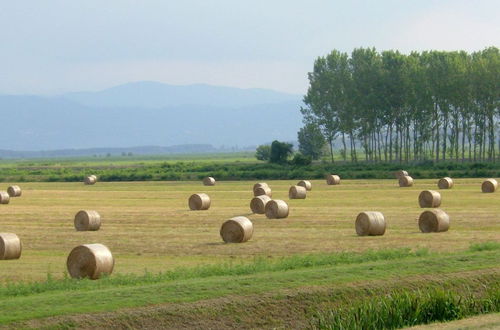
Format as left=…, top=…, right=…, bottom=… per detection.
left=1, top=0, right=498, bottom=95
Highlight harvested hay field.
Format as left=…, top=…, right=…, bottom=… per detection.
left=0, top=178, right=498, bottom=283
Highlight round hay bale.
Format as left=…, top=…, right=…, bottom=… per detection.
left=7, top=185, right=22, bottom=197
left=74, top=210, right=102, bottom=231
left=188, top=193, right=211, bottom=210
left=399, top=175, right=414, bottom=187
left=481, top=179, right=498, bottom=193
left=84, top=176, right=97, bottom=185
left=0, top=233, right=22, bottom=260
left=326, top=174, right=340, bottom=185
left=254, top=186, right=272, bottom=197
left=418, top=190, right=442, bottom=208
left=418, top=209, right=450, bottom=233
left=66, top=243, right=114, bottom=280
left=297, top=180, right=312, bottom=191
left=203, top=177, right=216, bottom=186
left=265, top=199, right=289, bottom=219
left=250, top=195, right=271, bottom=214
left=355, top=211, right=386, bottom=236
left=289, top=185, right=307, bottom=199
left=394, top=170, right=408, bottom=178
left=220, top=216, right=253, bottom=243
left=438, top=177, right=454, bottom=189
left=253, top=182, right=269, bottom=192
left=0, top=191, right=10, bottom=204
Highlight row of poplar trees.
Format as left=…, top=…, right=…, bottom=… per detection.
left=300, top=47, right=499, bottom=163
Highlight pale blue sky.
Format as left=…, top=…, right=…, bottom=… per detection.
left=0, top=0, right=498, bottom=95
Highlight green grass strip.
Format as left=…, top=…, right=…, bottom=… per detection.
left=3, top=242, right=497, bottom=299
left=0, top=247, right=429, bottom=298
left=312, top=285, right=500, bottom=329
left=0, top=248, right=498, bottom=324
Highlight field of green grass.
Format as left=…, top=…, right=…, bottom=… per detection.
left=1, top=154, right=499, bottom=183
left=0, top=178, right=498, bottom=328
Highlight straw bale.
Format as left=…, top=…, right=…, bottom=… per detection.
left=438, top=177, right=453, bottom=189
left=394, top=170, right=408, bottom=178
left=326, top=174, right=340, bottom=185
left=481, top=179, right=498, bottom=193
left=418, top=190, right=441, bottom=208
left=0, top=233, right=22, bottom=260
left=220, top=216, right=253, bottom=243
left=399, top=175, right=414, bottom=187
left=297, top=180, right=312, bottom=191
left=418, top=209, right=450, bottom=233
left=254, top=186, right=272, bottom=197
left=289, top=185, right=307, bottom=199
left=0, top=191, right=10, bottom=204
left=74, top=210, right=101, bottom=231
left=253, top=183, right=269, bottom=192
left=265, top=199, right=289, bottom=219
left=250, top=195, right=271, bottom=214
left=203, top=177, right=216, bottom=186
left=355, top=211, right=386, bottom=236
left=189, top=193, right=211, bottom=210
left=84, top=176, right=97, bottom=185
left=66, top=243, right=114, bottom=279
left=7, top=185, right=22, bottom=197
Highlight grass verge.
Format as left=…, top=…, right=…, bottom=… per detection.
left=0, top=243, right=498, bottom=325
left=0, top=247, right=429, bottom=298
left=312, top=286, right=500, bottom=329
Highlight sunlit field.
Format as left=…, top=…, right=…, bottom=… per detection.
left=1, top=178, right=498, bottom=283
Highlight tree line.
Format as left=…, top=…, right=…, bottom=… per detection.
left=299, top=47, right=499, bottom=163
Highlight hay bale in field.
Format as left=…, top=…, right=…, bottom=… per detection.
left=418, top=190, right=441, bottom=208
left=250, top=195, right=271, bottom=214
left=84, top=176, right=97, bottom=185
left=394, top=170, right=408, bottom=178
left=418, top=209, right=450, bottom=233
left=0, top=191, right=10, bottom=204
left=74, top=210, right=101, bottom=231
left=254, top=185, right=272, bottom=197
left=481, top=179, right=498, bottom=193
left=438, top=177, right=454, bottom=189
left=220, top=216, right=253, bottom=243
left=189, top=193, right=211, bottom=210
left=355, top=211, right=386, bottom=236
left=0, top=233, right=22, bottom=260
left=203, top=177, right=216, bottom=186
left=66, top=243, right=114, bottom=279
left=289, top=185, right=307, bottom=199
left=7, top=185, right=22, bottom=197
left=253, top=182, right=269, bottom=191
left=297, top=180, right=312, bottom=191
left=265, top=199, right=289, bottom=219
left=399, top=175, right=414, bottom=187
left=326, top=174, right=340, bottom=185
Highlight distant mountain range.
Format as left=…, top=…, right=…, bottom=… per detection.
left=63, top=81, right=301, bottom=108
left=0, top=81, right=303, bottom=157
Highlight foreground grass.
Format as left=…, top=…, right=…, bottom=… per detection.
left=1, top=247, right=430, bottom=298
left=0, top=245, right=498, bottom=325
left=313, top=286, right=500, bottom=329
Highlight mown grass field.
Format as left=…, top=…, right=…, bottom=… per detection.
left=0, top=178, right=498, bottom=328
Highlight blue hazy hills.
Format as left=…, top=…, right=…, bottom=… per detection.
left=0, top=81, right=303, bottom=156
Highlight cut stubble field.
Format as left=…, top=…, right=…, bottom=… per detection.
left=1, top=178, right=498, bottom=283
